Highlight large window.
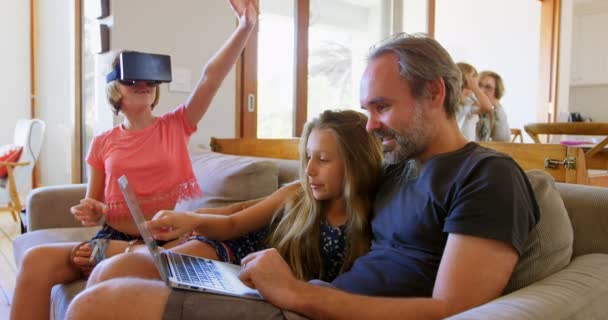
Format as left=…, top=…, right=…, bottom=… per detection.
left=80, top=0, right=112, bottom=182
left=80, top=2, right=97, bottom=181
left=257, top=1, right=296, bottom=138
left=241, top=0, right=432, bottom=138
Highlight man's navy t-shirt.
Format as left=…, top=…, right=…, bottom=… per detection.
left=332, top=143, right=539, bottom=296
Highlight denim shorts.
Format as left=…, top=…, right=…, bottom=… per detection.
left=190, top=227, right=269, bottom=265
left=92, top=224, right=169, bottom=247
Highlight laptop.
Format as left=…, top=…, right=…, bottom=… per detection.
left=117, top=175, right=263, bottom=300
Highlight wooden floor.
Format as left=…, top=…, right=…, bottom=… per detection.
left=0, top=213, right=19, bottom=319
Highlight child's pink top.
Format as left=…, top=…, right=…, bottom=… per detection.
left=87, top=105, right=202, bottom=221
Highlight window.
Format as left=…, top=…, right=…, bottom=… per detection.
left=80, top=1, right=98, bottom=181
left=240, top=0, right=432, bottom=138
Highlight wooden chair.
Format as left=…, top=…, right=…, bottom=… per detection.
left=0, top=119, right=46, bottom=223
left=510, top=128, right=523, bottom=143
left=480, top=142, right=590, bottom=185
left=209, top=137, right=300, bottom=160
left=524, top=122, right=608, bottom=186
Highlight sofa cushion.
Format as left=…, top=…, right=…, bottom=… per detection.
left=12, top=226, right=100, bottom=268
left=175, top=151, right=280, bottom=210
left=556, top=182, right=608, bottom=258
left=51, top=281, right=87, bottom=320
left=448, top=254, right=608, bottom=320
left=504, top=169, right=574, bottom=293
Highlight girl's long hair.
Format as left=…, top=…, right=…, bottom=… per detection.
left=267, top=110, right=383, bottom=280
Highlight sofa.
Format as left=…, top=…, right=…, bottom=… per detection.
left=12, top=150, right=608, bottom=320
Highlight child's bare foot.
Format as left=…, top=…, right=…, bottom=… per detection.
left=70, top=239, right=110, bottom=277
left=70, top=241, right=93, bottom=276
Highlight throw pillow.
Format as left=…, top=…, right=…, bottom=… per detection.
left=504, top=169, right=574, bottom=293
left=175, top=151, right=280, bottom=211
left=0, top=144, right=23, bottom=178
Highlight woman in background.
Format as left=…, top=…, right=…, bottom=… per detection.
left=456, top=62, right=494, bottom=141
left=479, top=70, right=510, bottom=141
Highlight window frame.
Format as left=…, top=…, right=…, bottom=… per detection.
left=236, top=0, right=560, bottom=139
left=236, top=0, right=437, bottom=138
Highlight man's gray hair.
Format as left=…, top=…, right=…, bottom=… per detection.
left=368, top=33, right=462, bottom=118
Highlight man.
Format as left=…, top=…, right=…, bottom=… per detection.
left=66, top=33, right=538, bottom=320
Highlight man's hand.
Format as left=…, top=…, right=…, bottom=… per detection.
left=148, top=210, right=199, bottom=241
left=228, top=0, right=258, bottom=29
left=239, top=249, right=301, bottom=309
left=70, top=198, right=108, bottom=226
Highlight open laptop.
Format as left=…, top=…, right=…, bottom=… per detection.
left=117, top=175, right=263, bottom=300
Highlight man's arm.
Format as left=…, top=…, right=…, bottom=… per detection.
left=240, top=234, right=518, bottom=320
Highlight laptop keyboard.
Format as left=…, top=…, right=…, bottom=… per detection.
left=167, top=251, right=232, bottom=291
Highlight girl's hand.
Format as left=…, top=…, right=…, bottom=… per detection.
left=229, top=0, right=258, bottom=29
left=70, top=198, right=108, bottom=227
left=148, top=210, right=200, bottom=241
left=464, top=72, right=478, bottom=90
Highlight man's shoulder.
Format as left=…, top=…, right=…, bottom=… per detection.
left=424, top=143, right=524, bottom=187
left=434, top=142, right=514, bottom=168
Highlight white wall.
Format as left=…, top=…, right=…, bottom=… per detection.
left=556, top=0, right=573, bottom=121
left=566, top=0, right=608, bottom=122
left=35, top=0, right=76, bottom=186
left=0, top=1, right=30, bottom=144
left=105, top=0, right=236, bottom=152
left=435, top=0, right=541, bottom=141
left=569, top=85, right=608, bottom=121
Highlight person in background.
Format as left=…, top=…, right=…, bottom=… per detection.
left=479, top=70, right=510, bottom=141
left=456, top=62, right=494, bottom=141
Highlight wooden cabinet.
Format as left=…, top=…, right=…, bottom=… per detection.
left=570, top=10, right=608, bottom=86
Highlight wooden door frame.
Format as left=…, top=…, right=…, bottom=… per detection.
left=73, top=0, right=83, bottom=183
left=29, top=0, right=84, bottom=185
left=236, top=0, right=310, bottom=138
left=29, top=0, right=39, bottom=187
left=538, top=0, right=561, bottom=124
left=293, top=0, right=309, bottom=137
left=236, top=21, right=258, bottom=138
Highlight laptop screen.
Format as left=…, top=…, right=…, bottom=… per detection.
left=117, top=175, right=167, bottom=280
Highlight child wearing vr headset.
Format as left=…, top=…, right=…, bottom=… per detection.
left=11, top=1, right=258, bottom=319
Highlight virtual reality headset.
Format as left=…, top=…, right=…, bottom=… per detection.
left=106, top=51, right=172, bottom=84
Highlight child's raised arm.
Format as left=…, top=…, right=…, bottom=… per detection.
left=184, top=0, right=258, bottom=127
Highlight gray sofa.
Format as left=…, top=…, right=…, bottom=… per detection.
left=12, top=151, right=608, bottom=319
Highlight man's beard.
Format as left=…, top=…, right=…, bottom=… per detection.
left=375, top=105, right=431, bottom=164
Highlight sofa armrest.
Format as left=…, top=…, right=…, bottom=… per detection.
left=446, top=254, right=608, bottom=320
left=26, top=184, right=86, bottom=231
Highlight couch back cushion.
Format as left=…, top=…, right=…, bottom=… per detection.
left=175, top=151, right=299, bottom=210
left=504, top=169, right=574, bottom=293
left=556, top=182, right=608, bottom=258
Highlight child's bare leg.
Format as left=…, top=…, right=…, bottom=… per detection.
left=11, top=243, right=83, bottom=320
left=87, top=240, right=220, bottom=287
left=71, top=239, right=143, bottom=275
